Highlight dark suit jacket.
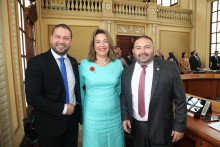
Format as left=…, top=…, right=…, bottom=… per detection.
left=210, top=55, right=220, bottom=70
left=120, top=57, right=187, bottom=144
left=25, top=50, right=82, bottom=136
left=125, top=56, right=132, bottom=65
left=189, top=56, right=201, bottom=71
left=154, top=55, right=164, bottom=60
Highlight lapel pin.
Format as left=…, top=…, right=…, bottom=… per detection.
left=157, top=68, right=159, bottom=71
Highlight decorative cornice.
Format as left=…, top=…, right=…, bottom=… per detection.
left=117, top=25, right=145, bottom=34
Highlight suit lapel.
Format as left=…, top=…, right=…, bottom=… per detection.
left=150, top=58, right=161, bottom=100
left=127, top=63, right=135, bottom=95
left=46, top=50, right=65, bottom=89
left=68, top=55, right=78, bottom=82
left=127, top=63, right=135, bottom=107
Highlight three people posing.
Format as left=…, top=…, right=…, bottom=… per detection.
left=26, top=24, right=187, bottom=147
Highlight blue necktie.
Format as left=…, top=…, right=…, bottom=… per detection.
left=58, top=57, right=69, bottom=103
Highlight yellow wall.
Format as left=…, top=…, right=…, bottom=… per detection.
left=48, top=25, right=98, bottom=62
left=41, top=18, right=103, bottom=62
left=158, top=25, right=192, bottom=64
left=194, top=0, right=211, bottom=68
left=160, top=30, right=190, bottom=62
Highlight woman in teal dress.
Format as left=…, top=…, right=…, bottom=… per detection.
left=79, top=29, right=125, bottom=147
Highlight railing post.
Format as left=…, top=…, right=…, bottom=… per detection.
left=102, top=0, right=114, bottom=17
left=147, top=3, right=157, bottom=20
left=121, top=2, right=125, bottom=14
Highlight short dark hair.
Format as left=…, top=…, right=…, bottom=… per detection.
left=51, top=24, right=72, bottom=39
left=190, top=51, right=195, bottom=56
left=157, top=49, right=161, bottom=52
left=114, top=46, right=119, bottom=50
left=168, top=52, right=174, bottom=59
left=126, top=51, right=132, bottom=56
left=215, top=50, right=219, bottom=54
left=182, top=52, right=186, bottom=58
left=132, top=35, right=153, bottom=49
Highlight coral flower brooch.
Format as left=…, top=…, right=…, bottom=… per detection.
left=90, top=66, right=96, bottom=73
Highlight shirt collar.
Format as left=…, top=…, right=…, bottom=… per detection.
left=134, top=60, right=153, bottom=70
left=51, top=49, right=67, bottom=60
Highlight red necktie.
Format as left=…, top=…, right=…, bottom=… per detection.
left=138, top=65, right=147, bottom=118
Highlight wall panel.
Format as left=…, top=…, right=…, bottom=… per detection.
left=160, top=30, right=190, bottom=63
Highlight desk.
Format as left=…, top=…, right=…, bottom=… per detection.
left=181, top=74, right=220, bottom=100
left=174, top=94, right=220, bottom=147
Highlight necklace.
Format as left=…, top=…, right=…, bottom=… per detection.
left=95, top=59, right=109, bottom=64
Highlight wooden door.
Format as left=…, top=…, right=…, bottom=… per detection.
left=116, top=35, right=136, bottom=58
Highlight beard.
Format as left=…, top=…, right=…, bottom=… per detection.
left=51, top=43, right=70, bottom=56
left=135, top=53, right=153, bottom=65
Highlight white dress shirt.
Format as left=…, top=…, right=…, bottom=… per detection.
left=51, top=49, right=76, bottom=115
left=131, top=61, right=153, bottom=121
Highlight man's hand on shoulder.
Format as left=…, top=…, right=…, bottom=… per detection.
left=66, top=104, right=75, bottom=115
left=171, top=131, right=184, bottom=143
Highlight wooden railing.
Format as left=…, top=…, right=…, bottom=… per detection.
left=113, top=0, right=147, bottom=16
left=157, top=5, right=192, bottom=22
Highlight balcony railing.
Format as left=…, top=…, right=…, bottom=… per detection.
left=113, top=0, right=147, bottom=16
left=157, top=5, right=192, bottom=22
left=42, top=0, right=103, bottom=12
left=41, top=0, right=192, bottom=24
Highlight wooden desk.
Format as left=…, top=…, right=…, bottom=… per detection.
left=174, top=94, right=220, bottom=147
left=181, top=74, right=220, bottom=100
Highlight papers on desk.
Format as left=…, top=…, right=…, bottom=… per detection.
left=208, top=122, right=220, bottom=131
left=187, top=112, right=194, bottom=116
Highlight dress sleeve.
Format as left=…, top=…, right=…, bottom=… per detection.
left=79, top=60, right=86, bottom=105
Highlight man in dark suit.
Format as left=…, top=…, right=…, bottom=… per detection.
left=154, top=49, right=164, bottom=60
left=125, top=52, right=133, bottom=66
left=189, top=50, right=201, bottom=71
left=194, top=50, right=201, bottom=66
left=120, top=36, right=187, bottom=147
left=25, top=24, right=81, bottom=147
left=210, top=51, right=220, bottom=70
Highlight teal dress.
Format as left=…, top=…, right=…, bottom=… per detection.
left=79, top=59, right=125, bottom=147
